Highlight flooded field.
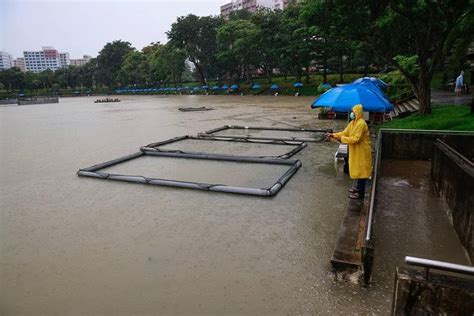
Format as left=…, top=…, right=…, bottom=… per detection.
left=0, top=95, right=466, bottom=314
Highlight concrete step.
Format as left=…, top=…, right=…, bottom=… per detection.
left=331, top=198, right=368, bottom=276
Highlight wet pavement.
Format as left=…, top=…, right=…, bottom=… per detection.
left=0, top=95, right=467, bottom=315
left=431, top=89, right=472, bottom=106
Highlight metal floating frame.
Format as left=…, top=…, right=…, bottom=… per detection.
left=199, top=125, right=332, bottom=142
left=77, top=151, right=302, bottom=197
left=140, top=135, right=307, bottom=159
left=178, top=106, right=213, bottom=112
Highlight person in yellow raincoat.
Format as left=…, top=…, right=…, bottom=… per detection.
left=329, top=104, right=372, bottom=199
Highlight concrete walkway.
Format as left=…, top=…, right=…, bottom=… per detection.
left=431, top=89, right=472, bottom=106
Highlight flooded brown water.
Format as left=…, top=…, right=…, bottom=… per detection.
left=372, top=160, right=471, bottom=289
left=0, top=95, right=467, bottom=315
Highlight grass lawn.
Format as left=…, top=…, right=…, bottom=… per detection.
left=379, top=105, right=474, bottom=131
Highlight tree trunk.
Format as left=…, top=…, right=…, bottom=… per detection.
left=267, top=63, right=272, bottom=84
left=339, top=54, right=344, bottom=83
left=194, top=63, right=206, bottom=85
left=323, top=55, right=328, bottom=83
left=305, top=64, right=310, bottom=83
left=416, top=61, right=433, bottom=115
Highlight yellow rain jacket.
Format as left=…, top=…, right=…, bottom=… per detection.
left=333, top=104, right=372, bottom=179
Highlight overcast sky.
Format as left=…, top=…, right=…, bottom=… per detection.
left=1, top=0, right=225, bottom=59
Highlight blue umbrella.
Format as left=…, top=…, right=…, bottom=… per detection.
left=311, top=84, right=393, bottom=112
left=212, top=85, right=220, bottom=91
left=355, top=80, right=391, bottom=102
left=321, top=83, right=332, bottom=89
left=293, top=82, right=303, bottom=88
left=251, top=84, right=261, bottom=90
left=193, top=87, right=201, bottom=91
left=270, top=84, right=280, bottom=90
left=221, top=85, right=229, bottom=90
left=353, top=77, right=388, bottom=90
left=202, top=85, right=209, bottom=90
left=230, top=84, right=239, bottom=90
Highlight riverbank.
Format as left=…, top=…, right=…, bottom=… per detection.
left=379, top=105, right=474, bottom=131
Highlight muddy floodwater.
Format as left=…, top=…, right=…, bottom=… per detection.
left=0, top=95, right=467, bottom=315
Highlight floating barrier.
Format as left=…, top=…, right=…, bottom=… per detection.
left=95, top=98, right=120, bottom=103
left=178, top=106, right=213, bottom=112
left=77, top=150, right=301, bottom=197
left=199, top=125, right=332, bottom=142
left=141, top=135, right=307, bottom=159
left=18, top=96, right=59, bottom=106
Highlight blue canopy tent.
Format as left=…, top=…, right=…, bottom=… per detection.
left=251, top=84, right=262, bottom=90
left=270, top=84, right=280, bottom=90
left=212, top=85, right=220, bottom=91
left=202, top=85, right=209, bottom=90
left=353, top=77, right=388, bottom=90
left=230, top=84, right=239, bottom=90
left=311, top=84, right=393, bottom=112
left=221, top=85, right=229, bottom=90
left=193, top=87, right=201, bottom=91
left=293, top=82, right=303, bottom=88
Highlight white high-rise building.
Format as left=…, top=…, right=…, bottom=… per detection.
left=0, top=51, right=14, bottom=70
left=59, top=52, right=70, bottom=67
left=221, top=0, right=292, bottom=20
left=23, top=47, right=70, bottom=73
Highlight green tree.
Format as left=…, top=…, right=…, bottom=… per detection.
left=167, top=15, right=223, bottom=84
left=79, top=58, right=98, bottom=89
left=251, top=8, right=283, bottom=83
left=217, top=19, right=259, bottom=83
left=119, top=51, right=150, bottom=86
left=150, top=44, right=186, bottom=86
left=279, top=4, right=316, bottom=82
left=302, top=0, right=473, bottom=114
left=0, top=67, right=25, bottom=90
left=96, top=40, right=134, bottom=88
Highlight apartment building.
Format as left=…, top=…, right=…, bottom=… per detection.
left=221, top=0, right=292, bottom=20
left=13, top=58, right=26, bottom=72
left=70, top=55, right=92, bottom=66
left=0, top=51, right=13, bottom=70
left=23, top=47, right=70, bottom=73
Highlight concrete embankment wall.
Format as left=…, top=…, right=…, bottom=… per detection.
left=0, top=99, right=18, bottom=105
left=431, top=140, right=474, bottom=263
left=380, top=129, right=474, bottom=160
left=18, top=97, right=59, bottom=105
left=391, top=268, right=474, bottom=315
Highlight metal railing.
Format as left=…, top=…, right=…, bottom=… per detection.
left=365, top=131, right=382, bottom=242
left=405, top=256, right=474, bottom=278
left=436, top=139, right=474, bottom=168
